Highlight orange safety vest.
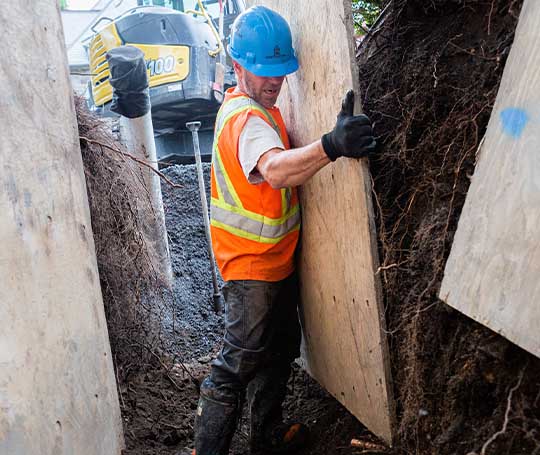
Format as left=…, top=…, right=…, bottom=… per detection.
left=210, top=89, right=301, bottom=282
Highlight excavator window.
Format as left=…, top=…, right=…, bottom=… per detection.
left=116, top=11, right=217, bottom=47
left=137, top=0, right=242, bottom=19
left=182, top=0, right=220, bottom=18
left=137, top=0, right=184, bottom=10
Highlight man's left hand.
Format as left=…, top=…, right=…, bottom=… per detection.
left=321, top=90, right=376, bottom=161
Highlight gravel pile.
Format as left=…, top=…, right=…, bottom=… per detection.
left=159, top=164, right=224, bottom=362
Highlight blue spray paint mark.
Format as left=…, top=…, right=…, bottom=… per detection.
left=500, top=107, right=529, bottom=138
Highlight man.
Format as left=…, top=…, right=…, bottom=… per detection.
left=192, top=5, right=375, bottom=455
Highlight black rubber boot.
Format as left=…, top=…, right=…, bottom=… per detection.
left=194, top=378, right=241, bottom=455
left=248, top=372, right=309, bottom=453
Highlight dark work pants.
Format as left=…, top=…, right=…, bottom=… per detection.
left=198, top=273, right=302, bottom=452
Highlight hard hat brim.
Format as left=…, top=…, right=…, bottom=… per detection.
left=248, top=57, right=299, bottom=77
left=230, top=50, right=299, bottom=77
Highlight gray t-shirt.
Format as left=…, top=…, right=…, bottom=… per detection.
left=238, top=115, right=285, bottom=184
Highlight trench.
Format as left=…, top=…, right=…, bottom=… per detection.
left=115, top=163, right=374, bottom=455
left=81, top=1, right=540, bottom=453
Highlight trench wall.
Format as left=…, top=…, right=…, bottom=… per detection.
left=0, top=2, right=124, bottom=454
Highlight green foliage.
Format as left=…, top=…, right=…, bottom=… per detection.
left=59, top=0, right=67, bottom=9
left=352, top=0, right=382, bottom=34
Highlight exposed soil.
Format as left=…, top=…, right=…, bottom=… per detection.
left=79, top=1, right=540, bottom=454
left=359, top=0, right=540, bottom=453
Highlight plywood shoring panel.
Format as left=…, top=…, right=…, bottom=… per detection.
left=440, top=0, right=540, bottom=358
left=0, top=2, right=124, bottom=453
left=248, top=0, right=395, bottom=443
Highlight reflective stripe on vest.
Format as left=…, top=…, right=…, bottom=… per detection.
left=211, top=96, right=300, bottom=244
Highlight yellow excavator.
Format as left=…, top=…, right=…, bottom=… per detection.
left=86, top=0, right=245, bottom=163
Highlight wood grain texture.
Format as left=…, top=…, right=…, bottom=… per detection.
left=0, top=2, right=124, bottom=453
left=248, top=0, right=394, bottom=442
left=440, top=0, right=540, bottom=358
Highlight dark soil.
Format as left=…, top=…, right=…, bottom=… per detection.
left=359, top=0, right=540, bottom=453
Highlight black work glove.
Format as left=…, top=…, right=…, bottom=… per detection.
left=321, top=90, right=376, bottom=161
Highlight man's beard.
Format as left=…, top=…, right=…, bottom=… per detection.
left=244, top=81, right=280, bottom=108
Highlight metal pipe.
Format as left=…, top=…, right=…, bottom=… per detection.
left=186, top=121, right=221, bottom=313
left=218, top=0, right=225, bottom=64
left=119, top=112, right=173, bottom=287
left=108, top=46, right=172, bottom=287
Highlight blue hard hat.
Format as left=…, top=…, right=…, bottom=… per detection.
left=228, top=6, right=299, bottom=77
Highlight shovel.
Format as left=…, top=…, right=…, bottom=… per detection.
left=186, top=121, right=222, bottom=314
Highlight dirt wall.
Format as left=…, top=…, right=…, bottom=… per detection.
left=359, top=0, right=540, bottom=453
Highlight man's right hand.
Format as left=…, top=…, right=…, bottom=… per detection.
left=321, top=90, right=376, bottom=161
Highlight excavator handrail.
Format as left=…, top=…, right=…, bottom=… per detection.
left=90, top=16, right=114, bottom=33
left=185, top=0, right=223, bottom=58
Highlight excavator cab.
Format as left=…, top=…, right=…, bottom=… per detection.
left=86, top=0, right=244, bottom=163
left=138, top=0, right=244, bottom=47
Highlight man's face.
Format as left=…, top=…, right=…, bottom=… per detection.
left=235, top=63, right=285, bottom=109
